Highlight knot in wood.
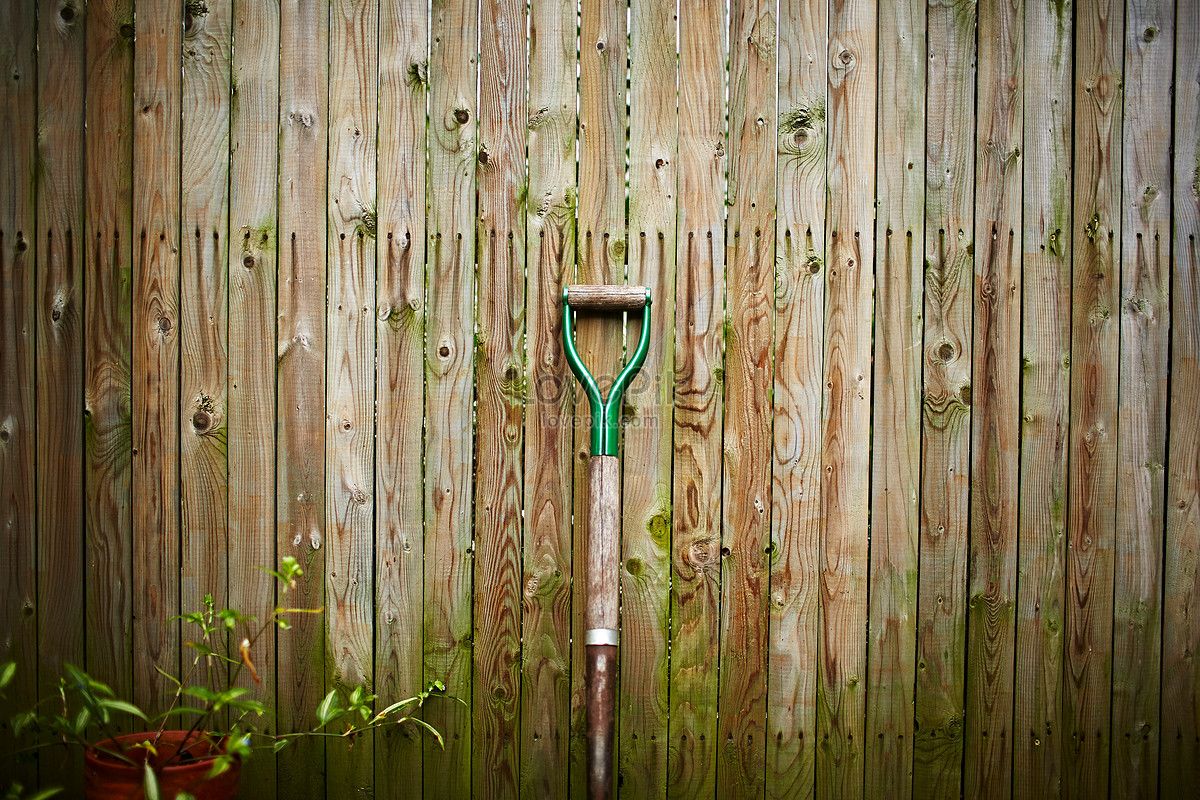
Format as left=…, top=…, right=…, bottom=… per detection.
left=453, top=107, right=470, bottom=125
left=839, top=49, right=853, bottom=65
left=158, top=316, right=172, bottom=334
left=192, top=410, right=211, bottom=431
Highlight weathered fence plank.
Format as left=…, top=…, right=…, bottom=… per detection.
left=865, top=0, right=922, bottom=793
left=180, top=0, right=230, bottom=632
left=276, top=0, right=328, bottom=792
left=425, top=0, right=478, bottom=793
left=1015, top=0, right=1072, bottom=795
left=35, top=0, right=86, bottom=790
left=965, top=0, right=1022, bottom=795
left=719, top=0, right=775, bottom=796
left=913, top=0, right=976, bottom=792
left=520, top=0, right=577, bottom=794
left=0, top=0, right=38, bottom=788
left=131, top=0, right=183, bottom=716
left=375, top=0, right=427, bottom=793
left=668, top=0, right=726, bottom=796
left=621, top=0, right=677, bottom=794
left=770, top=0, right=825, bottom=796
left=228, top=0, right=280, bottom=792
left=326, top=0, right=379, bottom=792
left=82, top=0, right=135, bottom=742
left=816, top=0, right=875, bottom=796
left=474, top=0, right=528, bottom=794
left=1163, top=2, right=1200, bottom=795
left=1111, top=0, right=1172, bottom=794
left=1065, top=0, right=1122, bottom=795
left=575, top=0, right=627, bottom=794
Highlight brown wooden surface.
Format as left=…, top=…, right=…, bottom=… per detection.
left=0, top=1, right=38, bottom=789
left=1014, top=0, right=1072, bottom=794
left=131, top=0, right=183, bottom=716
left=1164, top=2, right=1200, bottom=796
left=865, top=0, right=923, bottom=794
left=668, top=0, right=726, bottom=795
left=474, top=0, right=527, bottom=793
left=564, top=285, right=649, bottom=311
left=770, top=0, right=825, bottom=796
left=1, top=2, right=1199, bottom=797
left=1066, top=0, right=1123, bottom=795
left=35, top=0, right=86, bottom=790
left=375, top=0, right=427, bottom=794
left=276, top=0, right=328, bottom=793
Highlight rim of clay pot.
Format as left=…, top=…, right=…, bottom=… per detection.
left=86, top=730, right=230, bottom=774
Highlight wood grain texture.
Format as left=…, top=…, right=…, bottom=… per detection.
left=564, top=285, right=649, bottom=311
left=1163, top=1, right=1200, bottom=794
left=228, top=0, right=279, bottom=793
left=325, top=0, right=378, bottom=792
left=82, top=0, right=135, bottom=735
left=35, top=2, right=86, bottom=790
left=719, top=1, right=775, bottom=796
left=180, top=0, right=230, bottom=623
left=865, top=0, right=923, bottom=794
left=0, top=0, right=38, bottom=788
left=276, top=0, right=328, bottom=792
left=375, top=0, right=427, bottom=793
left=622, top=0, right=677, bottom=793
left=520, top=0, right=576, bottom=794
left=816, top=1, right=874, bottom=797
left=474, top=0, right=527, bottom=793
left=575, top=0, right=627, bottom=794
left=668, top=0, right=725, bottom=795
left=425, top=0, right=477, bottom=793
left=131, top=0, right=182, bottom=715
left=965, top=0, right=1021, bottom=795
left=1014, top=0, right=1072, bottom=795
left=912, top=0, right=975, bottom=793
left=1111, top=1, right=1171, bottom=794
left=1065, top=0, right=1122, bottom=794
left=770, top=0, right=825, bottom=796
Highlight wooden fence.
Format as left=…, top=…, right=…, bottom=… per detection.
left=1, top=0, right=1198, bottom=797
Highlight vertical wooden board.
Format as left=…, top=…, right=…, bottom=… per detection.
left=1065, top=0, right=1121, bottom=795
left=83, top=0, right=135, bottom=734
left=229, top=0, right=279, bottom=793
left=668, top=1, right=726, bottom=796
left=815, top=1, right=874, bottom=797
left=770, top=0, right=824, bottom=796
left=376, top=0, right=427, bottom=794
left=912, top=0, right=975, bottom=792
left=180, top=0, right=230, bottom=620
left=0, top=0, right=37, bottom=787
left=621, top=0, right=676, bottom=795
left=965, top=0, right=1022, bottom=796
left=1163, top=0, right=1200, bottom=793
left=326, top=0, right=378, bottom=792
left=521, top=0, right=577, bottom=793
left=1015, top=0, right=1072, bottom=794
left=1111, top=1, right=1172, bottom=794
left=865, top=0, right=923, bottom=793
left=574, top=0, right=626, bottom=794
left=277, top=0, right=328, bottom=792
left=425, top=0, right=477, bottom=794
left=131, top=0, right=183, bottom=715
left=718, top=0, right=774, bottom=796
left=35, top=1, right=86, bottom=789
left=474, top=0, right=527, bottom=795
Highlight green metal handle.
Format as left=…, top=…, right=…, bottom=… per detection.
left=562, top=286, right=652, bottom=456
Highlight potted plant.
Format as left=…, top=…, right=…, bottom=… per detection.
left=2, top=558, right=450, bottom=800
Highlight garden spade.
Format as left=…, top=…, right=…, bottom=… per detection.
left=561, top=284, right=652, bottom=800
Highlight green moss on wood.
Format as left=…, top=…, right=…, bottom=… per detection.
left=406, top=61, right=429, bottom=91
left=647, top=505, right=671, bottom=550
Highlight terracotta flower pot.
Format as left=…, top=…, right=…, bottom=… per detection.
left=84, top=730, right=241, bottom=800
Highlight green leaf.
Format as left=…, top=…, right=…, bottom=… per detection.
left=373, top=696, right=419, bottom=722
left=407, top=717, right=445, bottom=749
left=73, top=707, right=91, bottom=736
left=272, top=738, right=292, bottom=753
left=316, top=691, right=342, bottom=727
left=0, top=661, right=15, bottom=691
left=204, top=757, right=232, bottom=782
left=173, top=793, right=196, bottom=800
left=28, top=789, right=64, bottom=800
left=143, top=764, right=161, bottom=800
left=97, top=699, right=148, bottom=720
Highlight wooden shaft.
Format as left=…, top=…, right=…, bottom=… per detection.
left=585, top=455, right=620, bottom=633
left=585, top=454, right=619, bottom=800
left=566, top=284, right=649, bottom=311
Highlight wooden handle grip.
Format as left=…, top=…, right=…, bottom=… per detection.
left=566, top=284, right=648, bottom=311
left=585, top=455, right=620, bottom=633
